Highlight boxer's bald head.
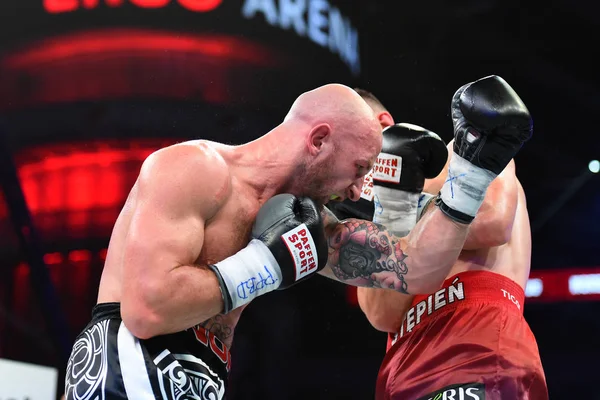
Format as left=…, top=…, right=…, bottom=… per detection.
left=285, top=84, right=374, bottom=126
left=281, top=84, right=382, bottom=205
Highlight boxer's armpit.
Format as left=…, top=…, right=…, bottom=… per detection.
left=325, top=218, right=409, bottom=294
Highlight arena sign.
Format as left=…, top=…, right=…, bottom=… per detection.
left=42, top=0, right=361, bottom=75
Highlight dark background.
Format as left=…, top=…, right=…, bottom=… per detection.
left=0, top=0, right=598, bottom=399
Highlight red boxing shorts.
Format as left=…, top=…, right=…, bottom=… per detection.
left=376, top=270, right=548, bottom=400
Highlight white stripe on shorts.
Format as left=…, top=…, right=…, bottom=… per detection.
left=117, top=322, right=155, bottom=399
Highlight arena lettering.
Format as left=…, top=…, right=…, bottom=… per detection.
left=398, top=278, right=465, bottom=339
left=192, top=325, right=232, bottom=370
left=42, top=0, right=360, bottom=75
left=242, top=0, right=360, bottom=75
left=500, top=288, right=521, bottom=310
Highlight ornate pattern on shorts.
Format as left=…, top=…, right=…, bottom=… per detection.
left=153, top=350, right=225, bottom=400
left=65, top=320, right=110, bottom=400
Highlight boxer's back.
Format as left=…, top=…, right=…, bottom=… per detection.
left=98, top=140, right=261, bottom=346
left=448, top=179, right=531, bottom=289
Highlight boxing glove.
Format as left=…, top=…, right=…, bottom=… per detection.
left=210, top=194, right=328, bottom=313
left=372, top=123, right=448, bottom=236
left=326, top=195, right=375, bottom=221
left=438, top=75, right=533, bottom=224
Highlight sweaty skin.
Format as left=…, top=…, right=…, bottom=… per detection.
left=97, top=84, right=383, bottom=347
left=356, top=142, right=526, bottom=333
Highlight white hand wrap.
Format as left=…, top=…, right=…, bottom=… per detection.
left=212, top=239, right=282, bottom=311
left=373, top=186, right=420, bottom=237
left=440, top=154, right=496, bottom=218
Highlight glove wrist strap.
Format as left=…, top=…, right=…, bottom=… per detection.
left=211, top=239, right=282, bottom=313
left=439, top=153, right=496, bottom=220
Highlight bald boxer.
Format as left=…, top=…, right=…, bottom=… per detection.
left=64, top=81, right=499, bottom=400
left=65, top=84, right=384, bottom=400
left=351, top=86, right=548, bottom=398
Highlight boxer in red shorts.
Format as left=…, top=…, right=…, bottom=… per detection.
left=369, top=162, right=548, bottom=398
left=367, top=153, right=548, bottom=399
left=358, top=121, right=547, bottom=399
left=329, top=79, right=548, bottom=399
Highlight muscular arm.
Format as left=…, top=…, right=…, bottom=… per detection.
left=353, top=154, right=518, bottom=332
left=120, top=143, right=229, bottom=339
left=319, top=205, right=468, bottom=295
left=424, top=141, right=518, bottom=250
left=462, top=161, right=518, bottom=249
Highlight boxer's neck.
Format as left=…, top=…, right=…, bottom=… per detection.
left=229, top=129, right=304, bottom=203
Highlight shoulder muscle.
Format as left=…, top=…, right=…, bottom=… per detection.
left=137, top=141, right=231, bottom=221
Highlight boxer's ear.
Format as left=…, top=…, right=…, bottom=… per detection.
left=377, top=111, right=394, bottom=128
left=307, top=123, right=331, bottom=155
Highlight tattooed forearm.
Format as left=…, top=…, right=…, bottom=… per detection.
left=326, top=218, right=409, bottom=293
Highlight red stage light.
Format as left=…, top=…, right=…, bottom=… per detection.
left=4, top=29, right=274, bottom=70
left=43, top=252, right=64, bottom=265
left=16, top=141, right=163, bottom=215
left=44, top=0, right=222, bottom=13
left=0, top=191, right=7, bottom=219
left=44, top=0, right=78, bottom=13
left=178, top=0, right=222, bottom=12
left=68, top=250, right=92, bottom=262
left=0, top=29, right=278, bottom=108
left=10, top=139, right=177, bottom=237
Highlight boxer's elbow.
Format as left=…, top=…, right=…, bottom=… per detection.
left=365, top=312, right=403, bottom=333
left=484, top=219, right=513, bottom=247
left=357, top=288, right=406, bottom=333
left=121, top=278, right=170, bottom=339
left=464, top=218, right=512, bottom=249
left=121, top=300, right=166, bottom=339
left=122, top=306, right=165, bottom=340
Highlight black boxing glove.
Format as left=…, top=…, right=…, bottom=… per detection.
left=210, top=194, right=327, bottom=313
left=372, top=123, right=448, bottom=235
left=326, top=192, right=375, bottom=221
left=438, top=75, right=533, bottom=224
left=375, top=123, right=448, bottom=192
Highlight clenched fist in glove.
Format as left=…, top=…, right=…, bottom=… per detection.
left=438, top=75, right=533, bottom=224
